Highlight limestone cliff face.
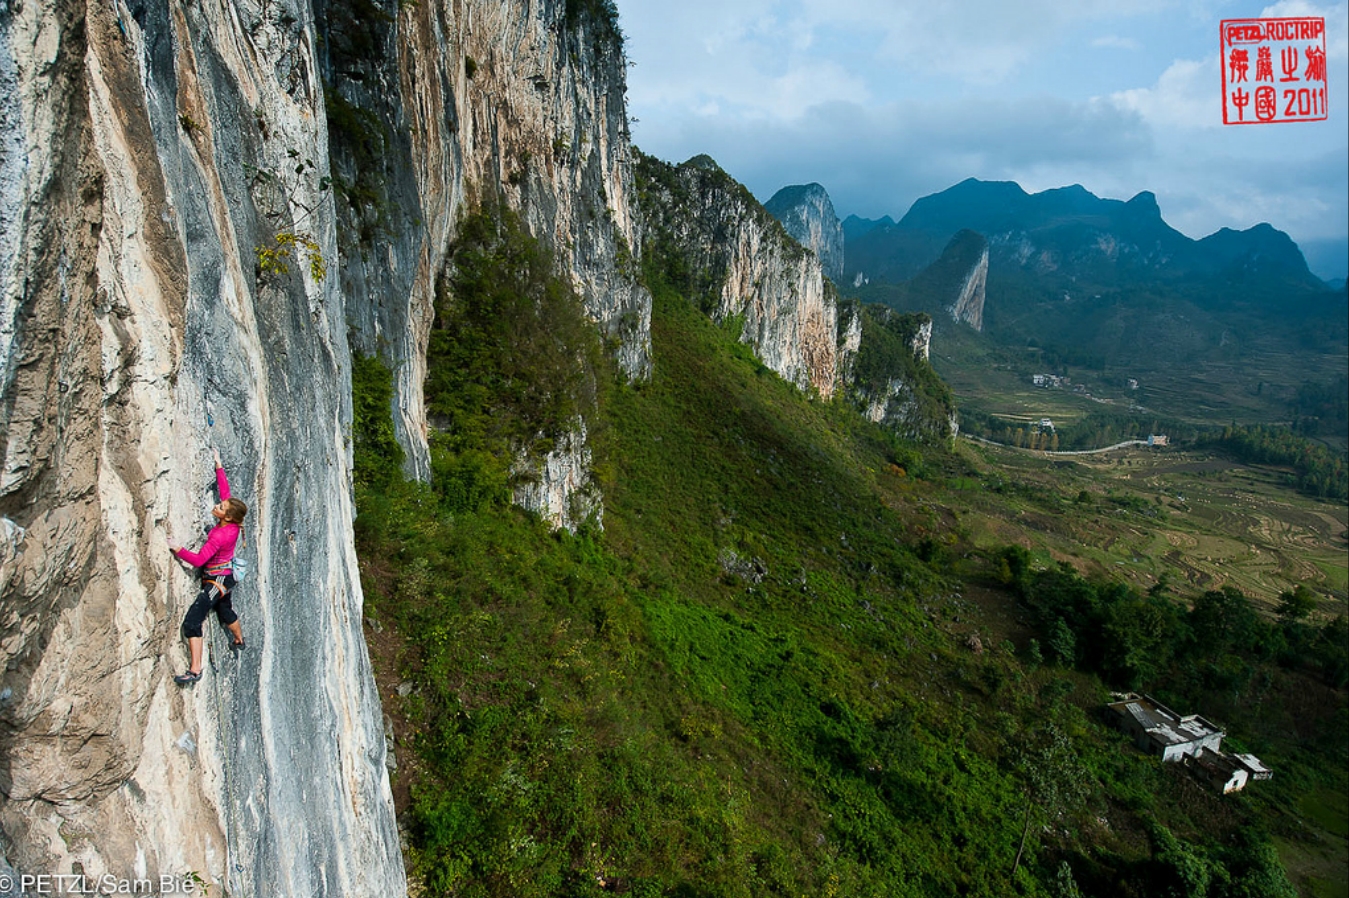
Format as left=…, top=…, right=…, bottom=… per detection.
left=904, top=228, right=990, bottom=333
left=949, top=245, right=987, bottom=332
left=850, top=310, right=957, bottom=444
left=511, top=419, right=602, bottom=533
left=765, top=183, right=844, bottom=282
left=324, top=0, right=651, bottom=493
left=0, top=0, right=649, bottom=881
left=0, top=0, right=652, bottom=888
left=0, top=0, right=405, bottom=891
left=0, top=0, right=653, bottom=876
left=637, top=155, right=848, bottom=399
left=862, top=377, right=959, bottom=443
left=909, top=317, right=933, bottom=362
left=633, top=155, right=953, bottom=441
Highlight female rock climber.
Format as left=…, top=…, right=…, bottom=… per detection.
left=167, top=447, right=247, bottom=685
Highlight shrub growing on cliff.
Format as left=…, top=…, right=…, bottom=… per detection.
left=351, top=352, right=404, bottom=488
left=563, top=0, right=623, bottom=55
left=425, top=203, right=603, bottom=511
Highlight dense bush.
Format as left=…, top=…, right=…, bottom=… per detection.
left=1205, top=423, right=1348, bottom=500
left=424, top=203, right=603, bottom=512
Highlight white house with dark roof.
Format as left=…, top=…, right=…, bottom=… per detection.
left=1106, top=694, right=1272, bottom=793
left=1107, top=694, right=1225, bottom=762
left=1233, top=753, right=1273, bottom=781
left=1192, top=749, right=1249, bottom=793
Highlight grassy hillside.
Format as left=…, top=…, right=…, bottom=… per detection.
left=353, top=205, right=1347, bottom=897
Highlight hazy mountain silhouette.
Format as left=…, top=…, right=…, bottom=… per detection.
left=844, top=179, right=1346, bottom=434
left=845, top=178, right=1326, bottom=295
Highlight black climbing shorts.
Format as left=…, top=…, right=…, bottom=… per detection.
left=181, top=574, right=238, bottom=639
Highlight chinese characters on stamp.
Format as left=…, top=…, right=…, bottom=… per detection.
left=1221, top=17, right=1328, bottom=124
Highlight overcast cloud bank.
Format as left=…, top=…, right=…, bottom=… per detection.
left=619, top=0, right=1349, bottom=280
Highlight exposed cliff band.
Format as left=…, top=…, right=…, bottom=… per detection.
left=636, top=154, right=849, bottom=399
left=636, top=155, right=955, bottom=442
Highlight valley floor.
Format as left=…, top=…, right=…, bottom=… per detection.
left=945, top=440, right=1349, bottom=613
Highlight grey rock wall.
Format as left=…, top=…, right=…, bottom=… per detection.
left=949, top=245, right=988, bottom=332
left=0, top=0, right=655, bottom=885
left=0, top=0, right=402, bottom=893
left=325, top=0, right=651, bottom=486
left=638, top=155, right=849, bottom=398
left=862, top=376, right=960, bottom=443
left=634, top=155, right=951, bottom=444
left=765, top=183, right=844, bottom=282
left=851, top=310, right=957, bottom=444
left=512, top=418, right=602, bottom=533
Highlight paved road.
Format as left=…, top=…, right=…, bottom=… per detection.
left=963, top=435, right=1152, bottom=456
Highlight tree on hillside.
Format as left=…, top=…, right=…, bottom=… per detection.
left=1275, top=584, right=1318, bottom=621
left=1189, top=586, right=1261, bottom=656
left=1010, top=723, right=1089, bottom=879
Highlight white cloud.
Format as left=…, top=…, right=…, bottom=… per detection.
left=622, top=0, right=1186, bottom=120
left=1108, top=55, right=1218, bottom=129
left=790, top=0, right=1171, bottom=83
left=1092, top=35, right=1143, bottom=50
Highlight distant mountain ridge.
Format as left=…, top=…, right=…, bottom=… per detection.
left=827, top=178, right=1346, bottom=437
left=845, top=178, right=1325, bottom=292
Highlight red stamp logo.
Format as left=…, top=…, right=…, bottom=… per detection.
left=1221, top=17, right=1328, bottom=124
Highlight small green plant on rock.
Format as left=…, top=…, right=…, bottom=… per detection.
left=255, top=231, right=326, bottom=281
left=249, top=149, right=330, bottom=283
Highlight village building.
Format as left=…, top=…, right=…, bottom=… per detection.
left=1108, top=694, right=1224, bottom=761
left=1106, top=694, right=1272, bottom=793
left=1233, top=753, right=1274, bottom=782
left=1192, top=748, right=1249, bottom=794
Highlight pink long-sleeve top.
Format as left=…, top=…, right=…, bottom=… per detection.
left=175, top=467, right=239, bottom=575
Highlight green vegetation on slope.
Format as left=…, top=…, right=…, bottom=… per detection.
left=353, top=203, right=1346, bottom=897
left=852, top=305, right=956, bottom=439
left=1204, top=424, right=1349, bottom=501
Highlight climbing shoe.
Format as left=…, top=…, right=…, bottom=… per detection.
left=231, top=639, right=246, bottom=652
left=174, top=670, right=202, bottom=685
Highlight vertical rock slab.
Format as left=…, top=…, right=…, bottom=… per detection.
left=765, top=183, right=844, bottom=283
left=323, top=0, right=652, bottom=485
left=942, top=232, right=988, bottom=332
left=637, top=154, right=848, bottom=398
left=0, top=1, right=404, bottom=894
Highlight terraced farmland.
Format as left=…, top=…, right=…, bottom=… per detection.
left=945, top=440, right=1349, bottom=615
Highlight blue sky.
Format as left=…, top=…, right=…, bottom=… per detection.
left=617, top=0, right=1349, bottom=280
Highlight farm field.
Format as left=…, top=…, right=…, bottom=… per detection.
left=922, top=316, right=1348, bottom=453
left=942, top=440, right=1349, bottom=615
